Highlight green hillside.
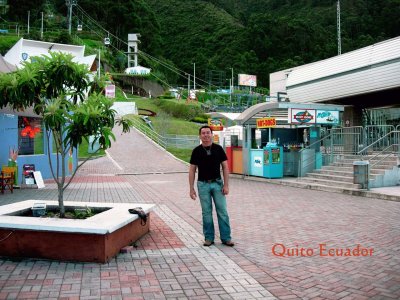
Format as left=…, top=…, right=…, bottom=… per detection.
left=3, top=0, right=400, bottom=88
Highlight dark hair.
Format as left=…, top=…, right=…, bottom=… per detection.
left=199, top=125, right=213, bottom=135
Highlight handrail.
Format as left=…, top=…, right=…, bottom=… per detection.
left=357, top=130, right=400, bottom=156
left=130, top=117, right=167, bottom=148
left=299, top=132, right=332, bottom=153
left=369, top=144, right=400, bottom=167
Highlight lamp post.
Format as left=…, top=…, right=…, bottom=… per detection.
left=40, top=12, right=43, bottom=39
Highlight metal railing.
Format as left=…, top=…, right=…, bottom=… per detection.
left=164, top=134, right=199, bottom=149
left=130, top=118, right=199, bottom=149
left=357, top=130, right=400, bottom=167
left=130, top=117, right=167, bottom=149
left=297, top=126, right=400, bottom=177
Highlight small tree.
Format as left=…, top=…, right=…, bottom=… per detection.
left=0, top=52, right=132, bottom=217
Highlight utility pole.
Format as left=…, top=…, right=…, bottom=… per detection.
left=193, top=63, right=196, bottom=91
left=66, top=0, right=77, bottom=35
left=337, top=0, right=341, bottom=55
left=231, top=67, right=234, bottom=92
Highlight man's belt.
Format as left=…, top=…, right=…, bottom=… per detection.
left=198, top=178, right=221, bottom=183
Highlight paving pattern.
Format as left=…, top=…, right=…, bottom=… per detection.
left=0, top=127, right=399, bottom=299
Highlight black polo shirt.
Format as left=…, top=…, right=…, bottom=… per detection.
left=190, top=143, right=227, bottom=181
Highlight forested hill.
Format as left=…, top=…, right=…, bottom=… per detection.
left=5, top=0, right=400, bottom=87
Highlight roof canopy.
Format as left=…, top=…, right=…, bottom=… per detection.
left=235, top=102, right=344, bottom=126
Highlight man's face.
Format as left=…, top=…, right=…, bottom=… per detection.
left=200, top=128, right=212, bottom=144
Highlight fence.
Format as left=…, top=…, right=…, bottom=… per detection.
left=130, top=118, right=199, bottom=149
left=298, top=125, right=400, bottom=177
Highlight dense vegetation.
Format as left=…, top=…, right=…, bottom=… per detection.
left=3, top=0, right=400, bottom=88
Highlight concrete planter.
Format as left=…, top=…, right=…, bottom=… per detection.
left=0, top=200, right=155, bottom=263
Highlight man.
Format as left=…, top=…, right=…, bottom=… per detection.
left=189, top=125, right=234, bottom=247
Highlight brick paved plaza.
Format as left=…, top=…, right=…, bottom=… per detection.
left=0, top=127, right=399, bottom=299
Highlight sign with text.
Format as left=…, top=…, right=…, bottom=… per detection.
left=256, top=118, right=276, bottom=128
left=289, top=109, right=316, bottom=124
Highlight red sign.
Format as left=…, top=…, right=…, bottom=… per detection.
left=256, top=118, right=276, bottom=128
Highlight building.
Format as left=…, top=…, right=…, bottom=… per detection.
left=0, top=38, right=96, bottom=183
left=270, top=36, right=400, bottom=128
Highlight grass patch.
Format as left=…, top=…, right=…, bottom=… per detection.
left=166, top=147, right=193, bottom=163
left=78, top=138, right=105, bottom=159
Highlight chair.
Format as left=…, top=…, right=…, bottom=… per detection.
left=0, top=166, right=14, bottom=194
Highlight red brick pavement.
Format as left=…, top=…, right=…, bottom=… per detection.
left=126, top=172, right=400, bottom=299
left=1, top=126, right=400, bottom=299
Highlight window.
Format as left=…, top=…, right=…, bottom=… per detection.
left=18, top=116, right=44, bottom=155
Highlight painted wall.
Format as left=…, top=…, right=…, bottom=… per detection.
left=0, top=113, right=78, bottom=183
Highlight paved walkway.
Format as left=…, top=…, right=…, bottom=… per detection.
left=1, top=127, right=400, bottom=299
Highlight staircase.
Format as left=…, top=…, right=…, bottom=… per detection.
left=282, top=128, right=400, bottom=193
left=297, top=154, right=399, bottom=191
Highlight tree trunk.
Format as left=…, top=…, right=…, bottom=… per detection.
left=58, top=183, right=65, bottom=217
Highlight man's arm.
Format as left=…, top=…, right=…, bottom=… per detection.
left=189, top=164, right=197, bottom=200
left=221, top=160, right=229, bottom=195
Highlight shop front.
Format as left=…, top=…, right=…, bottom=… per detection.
left=235, top=102, right=344, bottom=178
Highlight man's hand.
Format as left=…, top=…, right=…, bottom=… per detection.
left=222, top=185, right=229, bottom=195
left=190, top=188, right=197, bottom=200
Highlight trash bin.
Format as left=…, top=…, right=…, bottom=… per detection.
left=353, top=161, right=369, bottom=189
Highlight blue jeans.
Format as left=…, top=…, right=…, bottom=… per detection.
left=197, top=179, right=232, bottom=242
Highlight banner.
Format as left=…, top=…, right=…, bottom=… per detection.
left=238, top=74, right=257, bottom=87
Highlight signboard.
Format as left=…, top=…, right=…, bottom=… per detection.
left=105, top=84, right=115, bottom=98
left=256, top=118, right=276, bottom=128
left=23, top=164, right=35, bottom=185
left=33, top=171, right=45, bottom=189
left=316, top=110, right=339, bottom=125
left=238, top=74, right=257, bottom=87
left=208, top=118, right=224, bottom=131
left=289, top=109, right=316, bottom=124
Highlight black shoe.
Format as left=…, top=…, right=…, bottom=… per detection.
left=222, top=240, right=235, bottom=247
left=203, top=240, right=214, bottom=247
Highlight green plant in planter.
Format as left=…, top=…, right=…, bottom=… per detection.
left=0, top=52, right=132, bottom=217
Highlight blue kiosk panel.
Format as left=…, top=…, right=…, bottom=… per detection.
left=249, top=149, right=264, bottom=177
left=263, top=146, right=283, bottom=178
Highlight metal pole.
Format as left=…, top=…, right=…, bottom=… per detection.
left=27, top=11, right=30, bottom=35
left=231, top=67, right=234, bottom=91
left=337, top=0, right=341, bottom=55
left=68, top=4, right=72, bottom=34
left=187, top=73, right=190, bottom=99
left=193, top=63, right=196, bottom=91
left=41, top=12, right=44, bottom=39
left=98, top=48, right=101, bottom=77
